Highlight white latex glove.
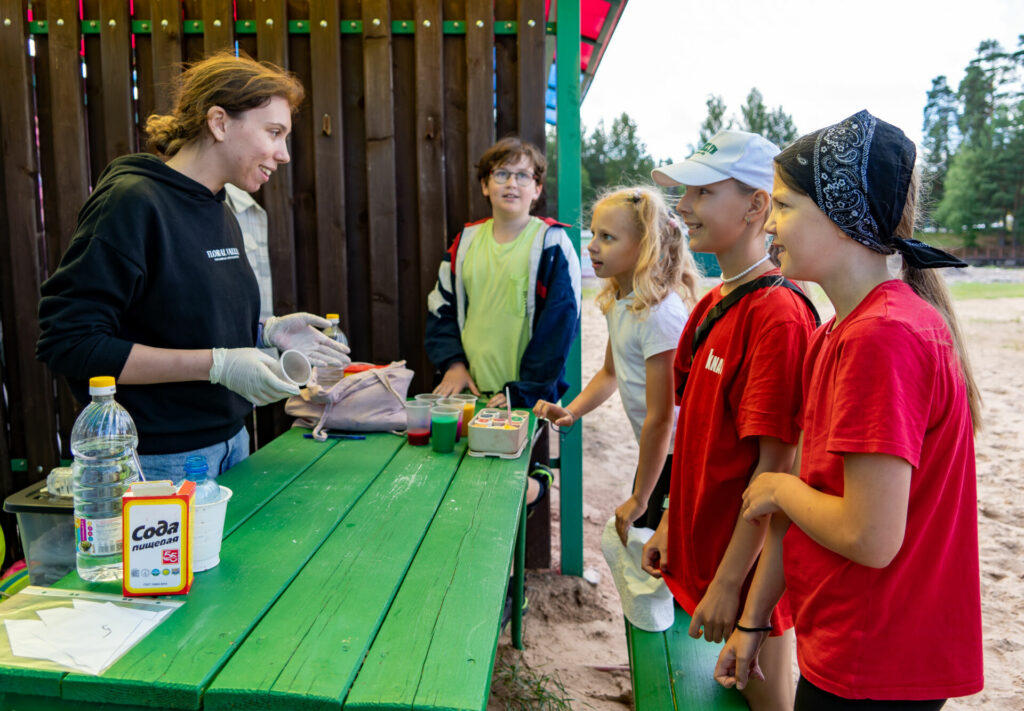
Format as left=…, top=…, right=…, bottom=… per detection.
left=209, top=348, right=300, bottom=406
left=262, top=312, right=351, bottom=367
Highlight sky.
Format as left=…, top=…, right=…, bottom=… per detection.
left=580, top=0, right=1024, bottom=162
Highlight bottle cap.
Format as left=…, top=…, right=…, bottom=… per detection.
left=325, top=313, right=340, bottom=320
left=88, top=375, right=117, bottom=395
left=183, top=455, right=209, bottom=480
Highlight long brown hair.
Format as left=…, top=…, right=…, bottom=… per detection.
left=776, top=164, right=982, bottom=433
left=145, top=51, right=304, bottom=157
left=593, top=186, right=701, bottom=317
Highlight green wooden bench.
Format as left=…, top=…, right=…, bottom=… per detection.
left=626, top=605, right=748, bottom=710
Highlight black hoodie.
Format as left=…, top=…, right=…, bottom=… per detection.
left=37, top=154, right=260, bottom=454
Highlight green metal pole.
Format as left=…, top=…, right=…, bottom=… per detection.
left=556, top=0, right=583, bottom=577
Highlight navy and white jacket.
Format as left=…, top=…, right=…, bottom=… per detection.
left=425, top=217, right=582, bottom=407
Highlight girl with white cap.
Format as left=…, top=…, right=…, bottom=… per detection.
left=641, top=130, right=819, bottom=710
left=715, top=111, right=982, bottom=709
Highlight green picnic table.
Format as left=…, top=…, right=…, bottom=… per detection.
left=0, top=422, right=532, bottom=710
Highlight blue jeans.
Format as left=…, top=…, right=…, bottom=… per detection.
left=137, top=427, right=249, bottom=485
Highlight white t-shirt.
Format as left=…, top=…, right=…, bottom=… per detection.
left=606, top=291, right=688, bottom=443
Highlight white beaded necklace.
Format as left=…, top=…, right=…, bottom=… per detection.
left=721, top=253, right=771, bottom=284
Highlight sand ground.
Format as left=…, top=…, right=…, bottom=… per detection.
left=490, top=267, right=1024, bottom=710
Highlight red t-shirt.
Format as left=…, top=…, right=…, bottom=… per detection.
left=662, top=271, right=816, bottom=634
left=785, top=280, right=982, bottom=700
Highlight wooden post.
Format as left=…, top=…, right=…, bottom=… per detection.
left=556, top=0, right=584, bottom=577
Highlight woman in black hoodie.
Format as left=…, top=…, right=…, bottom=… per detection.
left=37, top=51, right=348, bottom=479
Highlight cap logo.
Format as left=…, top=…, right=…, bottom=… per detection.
left=694, top=142, right=718, bottom=157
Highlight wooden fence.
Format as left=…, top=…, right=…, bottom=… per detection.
left=0, top=0, right=553, bottom=562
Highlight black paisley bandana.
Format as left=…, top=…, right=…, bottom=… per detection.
left=776, top=110, right=966, bottom=269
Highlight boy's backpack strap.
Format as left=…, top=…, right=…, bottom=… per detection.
left=690, top=275, right=820, bottom=359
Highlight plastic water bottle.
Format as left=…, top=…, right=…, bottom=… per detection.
left=184, top=456, right=220, bottom=505
left=323, top=313, right=349, bottom=347
left=71, top=376, right=142, bottom=582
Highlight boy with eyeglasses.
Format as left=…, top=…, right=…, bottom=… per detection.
left=426, top=136, right=581, bottom=511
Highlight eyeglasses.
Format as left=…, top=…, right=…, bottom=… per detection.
left=491, top=169, right=536, bottom=187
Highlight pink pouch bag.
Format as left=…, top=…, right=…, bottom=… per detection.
left=284, top=361, right=413, bottom=440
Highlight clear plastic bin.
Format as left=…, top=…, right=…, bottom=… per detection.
left=3, top=479, right=76, bottom=585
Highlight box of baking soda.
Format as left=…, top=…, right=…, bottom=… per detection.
left=122, top=480, right=195, bottom=596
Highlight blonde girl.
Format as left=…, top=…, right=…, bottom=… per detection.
left=534, top=186, right=699, bottom=543
left=715, top=111, right=983, bottom=710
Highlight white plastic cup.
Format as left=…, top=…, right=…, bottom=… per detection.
left=192, top=485, right=233, bottom=572
left=279, top=349, right=312, bottom=386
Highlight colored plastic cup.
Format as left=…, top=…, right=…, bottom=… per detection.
left=451, top=394, right=478, bottom=430
left=193, top=486, right=233, bottom=572
left=438, top=397, right=465, bottom=441
left=405, top=401, right=432, bottom=446
left=430, top=406, right=460, bottom=453
left=279, top=349, right=312, bottom=386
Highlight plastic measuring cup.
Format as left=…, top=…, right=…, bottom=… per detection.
left=279, top=349, right=312, bottom=386
left=430, top=406, right=460, bottom=453
left=438, top=397, right=465, bottom=441
left=414, top=393, right=443, bottom=404
left=405, top=401, right=432, bottom=446
left=193, top=485, right=233, bottom=572
left=451, top=394, right=478, bottom=431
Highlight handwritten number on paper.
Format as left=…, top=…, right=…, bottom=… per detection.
left=101, top=624, right=112, bottom=638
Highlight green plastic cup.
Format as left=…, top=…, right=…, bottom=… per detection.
left=430, top=406, right=459, bottom=453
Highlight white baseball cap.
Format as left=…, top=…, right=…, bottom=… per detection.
left=652, top=130, right=780, bottom=194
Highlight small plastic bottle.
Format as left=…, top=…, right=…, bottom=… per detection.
left=71, top=376, right=142, bottom=582
left=184, top=456, right=220, bottom=505
left=323, top=313, right=349, bottom=347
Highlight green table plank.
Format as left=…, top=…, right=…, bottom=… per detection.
left=663, top=606, right=747, bottom=710
left=57, top=434, right=403, bottom=709
left=0, top=691, right=163, bottom=710
left=626, top=621, right=675, bottom=710
left=345, top=447, right=529, bottom=710
left=205, top=440, right=469, bottom=711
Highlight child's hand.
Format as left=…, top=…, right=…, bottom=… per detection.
left=532, top=400, right=574, bottom=427
left=714, top=629, right=767, bottom=691
left=740, top=471, right=789, bottom=522
left=434, top=363, right=480, bottom=397
left=614, top=495, right=647, bottom=546
left=689, top=578, right=740, bottom=642
left=487, top=392, right=507, bottom=408
left=641, top=524, right=668, bottom=578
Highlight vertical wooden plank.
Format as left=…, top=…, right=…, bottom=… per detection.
left=132, top=0, right=158, bottom=147
left=255, top=0, right=298, bottom=316
left=0, top=0, right=60, bottom=479
left=98, top=0, right=137, bottom=163
left=308, top=0, right=348, bottom=327
left=83, top=0, right=106, bottom=186
left=180, top=1, right=203, bottom=61
left=494, top=0, right=517, bottom=140
left=413, top=0, right=446, bottom=392
left=201, top=0, right=233, bottom=55
left=390, top=0, right=420, bottom=383
left=361, top=0, right=400, bottom=361
left=441, top=0, right=468, bottom=241
left=150, top=0, right=184, bottom=114
left=465, top=0, right=493, bottom=222
left=517, top=0, right=547, bottom=216
left=285, top=0, right=315, bottom=314
left=516, top=0, right=546, bottom=150
left=41, top=0, right=91, bottom=263
left=339, top=0, right=369, bottom=357
left=234, top=0, right=258, bottom=60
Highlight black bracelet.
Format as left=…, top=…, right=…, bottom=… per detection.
left=734, top=623, right=773, bottom=634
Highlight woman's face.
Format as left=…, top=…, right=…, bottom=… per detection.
left=219, top=95, right=292, bottom=193
left=673, top=179, right=751, bottom=255
left=765, top=171, right=845, bottom=281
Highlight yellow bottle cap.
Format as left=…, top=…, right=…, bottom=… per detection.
left=89, top=376, right=116, bottom=388
left=325, top=313, right=339, bottom=320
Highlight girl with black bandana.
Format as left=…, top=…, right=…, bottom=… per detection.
left=714, top=111, right=983, bottom=710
